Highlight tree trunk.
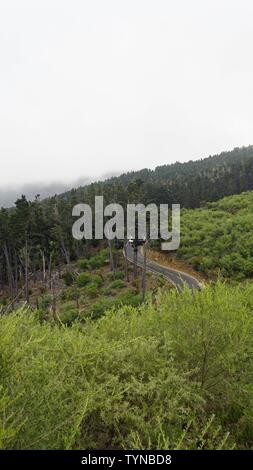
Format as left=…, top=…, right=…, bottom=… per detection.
left=107, top=239, right=116, bottom=279
left=123, top=241, right=129, bottom=282
left=50, top=276, right=56, bottom=318
left=40, top=250, right=46, bottom=283
left=48, top=252, right=53, bottom=280
left=3, top=242, right=14, bottom=298
left=141, top=242, right=148, bottom=302
left=24, top=237, right=29, bottom=303
left=42, top=252, right=46, bottom=282
left=14, top=250, right=18, bottom=294
left=61, top=238, right=70, bottom=265
left=133, top=245, right=138, bottom=279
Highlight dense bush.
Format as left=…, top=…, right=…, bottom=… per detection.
left=101, top=287, right=112, bottom=296
left=90, top=289, right=141, bottom=320
left=116, top=289, right=142, bottom=307
left=86, top=249, right=109, bottom=270
left=90, top=298, right=114, bottom=319
left=0, top=298, right=8, bottom=308
left=62, top=271, right=76, bottom=286
left=109, top=280, right=125, bottom=289
left=58, top=302, right=79, bottom=325
left=76, top=273, right=91, bottom=287
left=91, top=274, right=103, bottom=288
left=61, top=287, right=79, bottom=302
left=107, top=271, right=125, bottom=281
left=1, top=282, right=253, bottom=449
left=77, top=259, right=90, bottom=271
left=77, top=272, right=103, bottom=289
left=83, top=283, right=100, bottom=298
left=177, top=191, right=253, bottom=279
left=38, top=294, right=53, bottom=311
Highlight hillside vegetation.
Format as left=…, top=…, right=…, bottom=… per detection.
left=1, top=145, right=253, bottom=299
left=1, top=147, right=253, bottom=451
left=67, top=145, right=253, bottom=209
left=175, top=191, right=253, bottom=280
left=1, top=282, right=253, bottom=450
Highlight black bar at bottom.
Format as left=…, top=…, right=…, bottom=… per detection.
left=0, top=450, right=252, bottom=468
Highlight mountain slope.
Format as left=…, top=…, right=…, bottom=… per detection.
left=58, top=145, right=253, bottom=209
left=175, top=191, right=253, bottom=279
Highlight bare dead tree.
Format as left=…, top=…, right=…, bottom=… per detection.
left=60, top=237, right=70, bottom=266
left=107, top=238, right=116, bottom=279
left=39, top=249, right=46, bottom=283
left=50, top=275, right=57, bottom=318
left=104, top=225, right=116, bottom=279
left=141, top=241, right=148, bottom=302
left=133, top=242, right=138, bottom=279
left=3, top=242, right=14, bottom=298
left=123, top=240, right=129, bottom=282
left=24, top=237, right=29, bottom=303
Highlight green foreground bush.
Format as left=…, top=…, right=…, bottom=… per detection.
left=1, top=282, right=253, bottom=449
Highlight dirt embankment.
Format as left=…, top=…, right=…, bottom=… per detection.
left=147, top=248, right=206, bottom=283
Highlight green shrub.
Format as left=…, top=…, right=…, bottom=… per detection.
left=77, top=259, right=90, bottom=271
left=62, top=271, right=76, bottom=286
left=87, top=249, right=109, bottom=269
left=84, top=283, right=100, bottom=298
left=59, top=302, right=79, bottom=325
left=2, top=283, right=253, bottom=449
left=90, top=298, right=113, bottom=319
left=0, top=386, right=19, bottom=449
left=61, top=287, right=78, bottom=301
left=77, top=272, right=91, bottom=287
left=38, top=294, right=53, bottom=311
left=90, top=289, right=141, bottom=319
left=97, top=248, right=110, bottom=260
left=0, top=298, right=8, bottom=308
left=107, top=271, right=125, bottom=281
left=87, top=258, right=103, bottom=269
left=110, top=280, right=125, bottom=289
left=116, top=289, right=141, bottom=307
left=91, top=274, right=103, bottom=287
left=101, top=287, right=112, bottom=296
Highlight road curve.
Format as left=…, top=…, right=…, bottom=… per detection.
left=125, top=243, right=202, bottom=292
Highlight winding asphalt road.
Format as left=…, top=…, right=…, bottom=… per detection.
left=125, top=243, right=202, bottom=292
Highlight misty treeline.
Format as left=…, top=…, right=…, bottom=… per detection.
left=0, top=195, right=87, bottom=300
left=1, top=145, right=253, bottom=297
left=101, top=144, right=253, bottom=207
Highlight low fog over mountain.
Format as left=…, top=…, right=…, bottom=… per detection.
left=0, top=172, right=122, bottom=208
left=0, top=178, right=90, bottom=208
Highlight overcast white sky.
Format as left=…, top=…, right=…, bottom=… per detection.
left=0, top=0, right=253, bottom=188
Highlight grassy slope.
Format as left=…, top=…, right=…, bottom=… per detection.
left=176, top=191, right=253, bottom=279
left=1, top=282, right=253, bottom=449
